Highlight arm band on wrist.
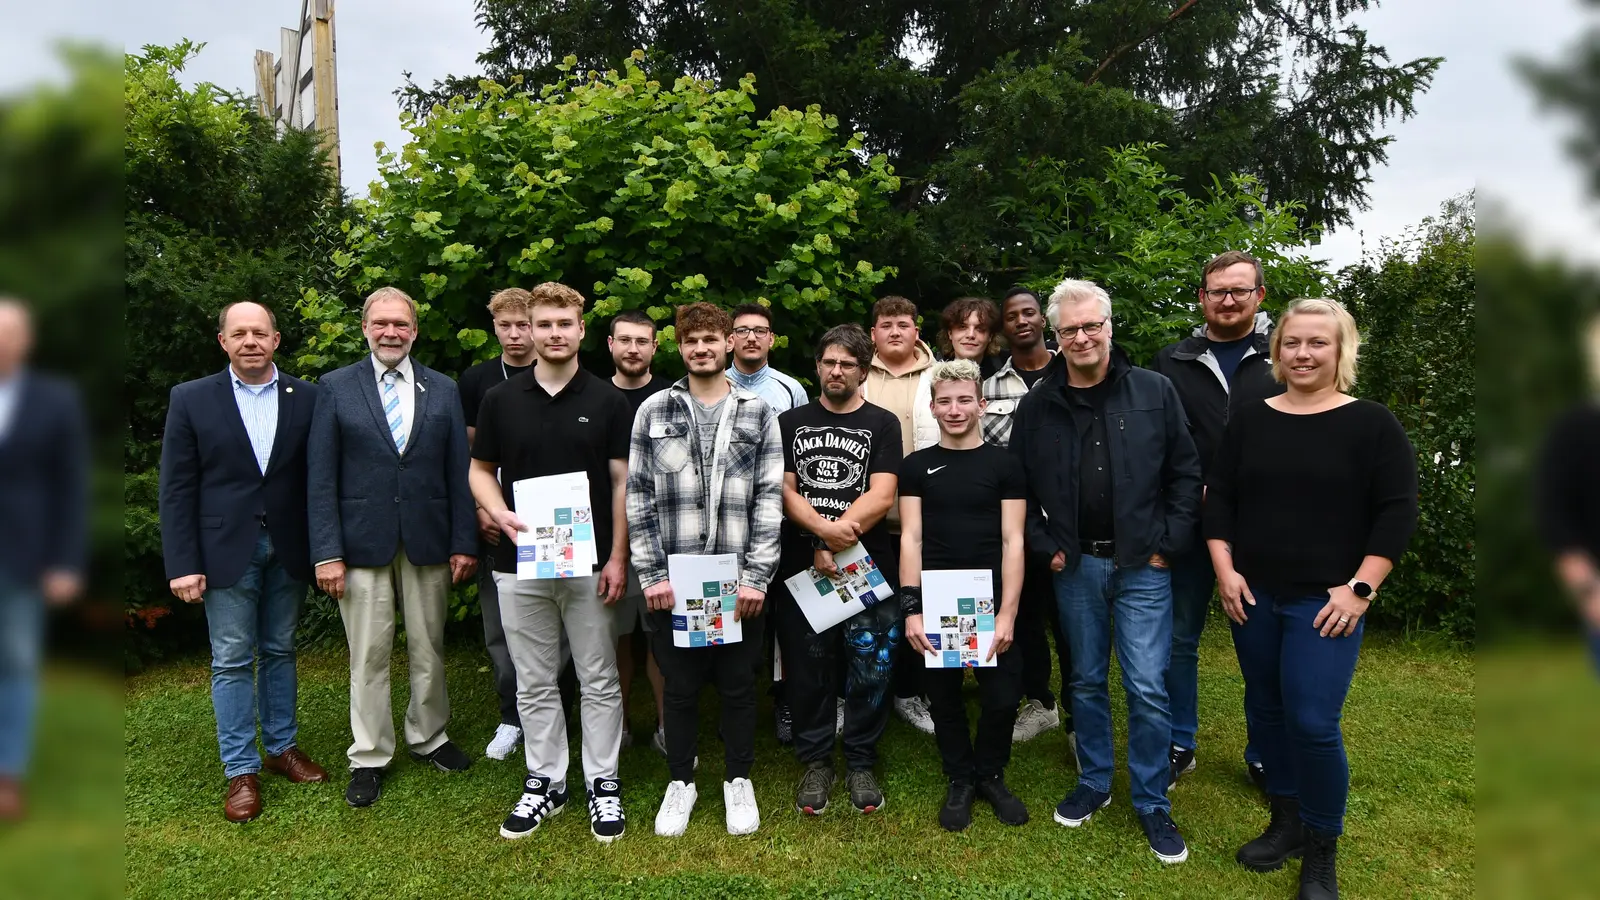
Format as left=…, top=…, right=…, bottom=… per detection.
left=899, top=585, right=923, bottom=617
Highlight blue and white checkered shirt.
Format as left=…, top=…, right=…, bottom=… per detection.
left=231, top=364, right=279, bottom=474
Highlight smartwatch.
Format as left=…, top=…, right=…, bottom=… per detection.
left=1347, top=578, right=1376, bottom=600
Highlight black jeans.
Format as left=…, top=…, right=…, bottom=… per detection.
left=1018, top=552, right=1072, bottom=726
left=774, top=542, right=901, bottom=771
left=647, top=611, right=762, bottom=784
left=925, top=644, right=1024, bottom=782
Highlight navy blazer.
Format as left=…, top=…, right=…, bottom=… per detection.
left=307, top=357, right=476, bottom=568
left=0, top=372, right=88, bottom=587
left=158, top=368, right=318, bottom=588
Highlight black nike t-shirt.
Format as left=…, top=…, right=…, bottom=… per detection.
left=778, top=400, right=903, bottom=559
left=898, top=443, right=1027, bottom=594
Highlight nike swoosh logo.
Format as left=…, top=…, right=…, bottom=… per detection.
left=927, top=466, right=946, bottom=475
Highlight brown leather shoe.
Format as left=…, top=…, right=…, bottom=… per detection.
left=0, top=776, right=25, bottom=822
left=264, top=747, right=329, bottom=784
left=224, top=774, right=262, bottom=822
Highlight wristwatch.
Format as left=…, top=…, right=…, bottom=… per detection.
left=1347, top=578, right=1376, bottom=600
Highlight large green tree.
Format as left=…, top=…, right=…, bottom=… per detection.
left=403, top=0, right=1439, bottom=298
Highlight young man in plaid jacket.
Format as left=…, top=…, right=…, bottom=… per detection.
left=625, top=302, right=784, bottom=838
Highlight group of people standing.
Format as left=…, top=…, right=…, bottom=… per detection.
left=157, top=251, right=1420, bottom=900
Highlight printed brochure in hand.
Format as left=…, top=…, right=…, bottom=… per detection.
left=921, top=569, right=996, bottom=668
left=512, top=472, right=598, bottom=580
left=667, top=554, right=743, bottom=647
left=782, top=542, right=894, bottom=633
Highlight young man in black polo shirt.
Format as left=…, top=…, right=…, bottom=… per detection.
left=901, top=359, right=1028, bottom=831
left=469, top=282, right=633, bottom=843
left=459, top=288, right=539, bottom=762
left=607, top=309, right=668, bottom=753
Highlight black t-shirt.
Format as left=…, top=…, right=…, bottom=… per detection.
left=472, top=367, right=633, bottom=573
left=1539, top=401, right=1600, bottom=560
left=459, top=356, right=534, bottom=434
left=1065, top=381, right=1114, bottom=541
left=778, top=400, right=903, bottom=559
left=1016, top=362, right=1050, bottom=389
left=899, top=443, right=1026, bottom=599
left=616, top=374, right=669, bottom=422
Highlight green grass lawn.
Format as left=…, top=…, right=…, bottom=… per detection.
left=125, top=616, right=1474, bottom=899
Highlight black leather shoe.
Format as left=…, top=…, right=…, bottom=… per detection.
left=346, top=768, right=384, bottom=807
left=410, top=740, right=472, bottom=773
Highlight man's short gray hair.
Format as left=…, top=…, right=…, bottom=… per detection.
left=362, top=286, right=420, bottom=326
left=1046, top=278, right=1113, bottom=327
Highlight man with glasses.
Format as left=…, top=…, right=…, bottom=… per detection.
left=1151, top=250, right=1282, bottom=792
left=1010, top=278, right=1200, bottom=864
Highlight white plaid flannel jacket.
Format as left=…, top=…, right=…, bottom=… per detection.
left=981, top=354, right=1050, bottom=447
left=625, top=377, right=785, bottom=592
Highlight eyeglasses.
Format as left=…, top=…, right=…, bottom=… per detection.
left=1055, top=320, right=1106, bottom=341
left=819, top=358, right=861, bottom=373
left=732, top=326, right=772, bottom=337
left=1203, top=287, right=1260, bottom=302
left=612, top=337, right=654, bottom=348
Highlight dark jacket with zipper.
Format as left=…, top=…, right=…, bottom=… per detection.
left=1009, top=345, right=1202, bottom=571
left=1149, top=311, right=1283, bottom=482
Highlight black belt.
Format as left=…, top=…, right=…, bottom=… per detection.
left=1081, top=539, right=1115, bottom=559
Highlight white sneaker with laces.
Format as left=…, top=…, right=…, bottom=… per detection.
left=485, top=723, right=522, bottom=761
left=894, top=696, right=936, bottom=734
left=1012, top=698, right=1061, bottom=742
left=723, top=777, right=760, bottom=835
left=654, top=779, right=698, bottom=836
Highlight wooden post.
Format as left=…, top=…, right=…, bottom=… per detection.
left=253, top=50, right=277, bottom=120
left=312, top=0, right=341, bottom=181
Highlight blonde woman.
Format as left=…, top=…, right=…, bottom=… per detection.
left=1203, top=298, right=1418, bottom=900
left=1538, top=309, right=1600, bottom=674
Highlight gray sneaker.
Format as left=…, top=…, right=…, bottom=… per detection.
left=795, top=761, right=835, bottom=816
left=846, top=768, right=885, bottom=814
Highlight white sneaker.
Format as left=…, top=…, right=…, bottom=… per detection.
left=723, top=777, right=760, bottom=835
left=620, top=729, right=634, bottom=750
left=654, top=780, right=698, bottom=836
left=894, top=696, right=936, bottom=734
left=485, top=723, right=522, bottom=761
left=1012, top=698, right=1061, bottom=743
left=835, top=698, right=845, bottom=736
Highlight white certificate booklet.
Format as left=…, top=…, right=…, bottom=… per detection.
left=512, top=472, right=598, bottom=580
left=922, top=569, right=996, bottom=668
left=668, top=553, right=743, bottom=647
left=782, top=542, right=895, bottom=633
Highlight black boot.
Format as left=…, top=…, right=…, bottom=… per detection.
left=1297, top=828, right=1340, bottom=900
left=1236, top=795, right=1305, bottom=872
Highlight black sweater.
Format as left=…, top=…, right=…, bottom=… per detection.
left=1203, top=398, right=1419, bottom=597
left=1538, top=401, right=1600, bottom=560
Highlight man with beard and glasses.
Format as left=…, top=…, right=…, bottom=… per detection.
left=980, top=287, right=1074, bottom=756
left=458, top=288, right=540, bottom=763
left=776, top=324, right=902, bottom=816
left=308, top=286, right=479, bottom=808
left=469, top=282, right=632, bottom=843
left=627, top=302, right=783, bottom=837
left=607, top=309, right=669, bottom=754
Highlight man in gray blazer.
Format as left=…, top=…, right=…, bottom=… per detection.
left=308, top=286, right=478, bottom=807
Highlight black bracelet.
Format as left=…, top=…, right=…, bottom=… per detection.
left=811, top=535, right=830, bottom=552
left=898, top=585, right=923, bottom=617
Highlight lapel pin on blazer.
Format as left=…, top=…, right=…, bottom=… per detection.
left=286, top=386, right=294, bottom=393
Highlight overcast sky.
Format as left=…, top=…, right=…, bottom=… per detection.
left=10, top=0, right=1597, bottom=269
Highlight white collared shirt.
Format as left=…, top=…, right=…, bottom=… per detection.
left=370, top=354, right=416, bottom=445
left=231, top=364, right=280, bottom=474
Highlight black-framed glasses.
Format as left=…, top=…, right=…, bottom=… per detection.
left=732, top=326, right=772, bottom=337
left=1203, top=287, right=1261, bottom=302
left=819, top=358, right=861, bottom=373
left=1055, top=320, right=1106, bottom=341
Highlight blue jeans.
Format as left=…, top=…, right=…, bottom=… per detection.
left=204, top=528, right=306, bottom=778
left=1230, top=589, right=1363, bottom=835
left=1167, top=548, right=1261, bottom=764
left=1054, top=557, right=1174, bottom=814
left=0, top=574, right=44, bottom=777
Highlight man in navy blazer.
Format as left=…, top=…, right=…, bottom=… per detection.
left=0, top=299, right=88, bottom=823
left=159, top=300, right=331, bottom=823
left=307, top=286, right=478, bottom=808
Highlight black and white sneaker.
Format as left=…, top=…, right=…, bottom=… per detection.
left=499, top=774, right=566, bottom=839
left=588, top=776, right=626, bottom=843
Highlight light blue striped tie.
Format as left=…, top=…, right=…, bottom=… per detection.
left=381, top=370, right=407, bottom=452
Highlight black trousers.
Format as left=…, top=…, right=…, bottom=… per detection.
left=886, top=532, right=923, bottom=701
left=647, top=611, right=762, bottom=783
left=925, top=644, right=1024, bottom=782
left=773, top=542, right=902, bottom=771
left=1017, top=552, right=1072, bottom=725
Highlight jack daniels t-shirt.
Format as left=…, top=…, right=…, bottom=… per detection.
left=778, top=400, right=903, bottom=560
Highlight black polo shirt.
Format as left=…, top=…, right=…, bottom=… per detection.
left=472, top=366, right=633, bottom=574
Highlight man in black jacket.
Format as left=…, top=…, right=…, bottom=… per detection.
left=1150, top=250, right=1283, bottom=791
left=1010, top=278, right=1201, bottom=864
